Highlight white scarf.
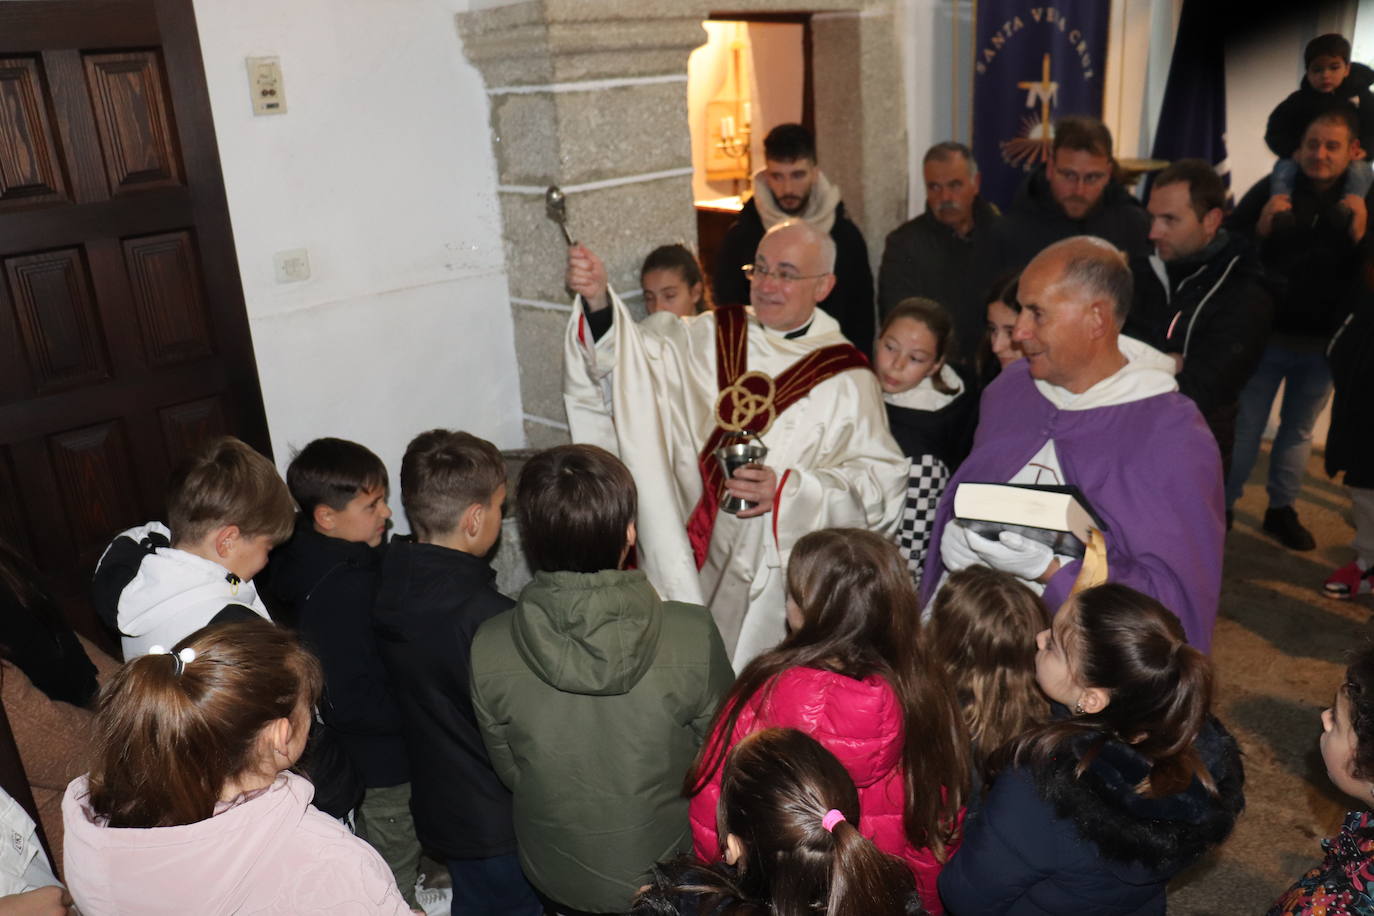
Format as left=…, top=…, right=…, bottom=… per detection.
left=751, top=167, right=842, bottom=235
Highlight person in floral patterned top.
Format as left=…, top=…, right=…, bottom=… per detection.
left=1271, top=644, right=1374, bottom=915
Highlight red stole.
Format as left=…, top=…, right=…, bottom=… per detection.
left=685, top=305, right=869, bottom=568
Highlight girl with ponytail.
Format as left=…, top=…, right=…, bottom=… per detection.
left=938, top=584, right=1246, bottom=915
left=61, top=618, right=413, bottom=915
left=684, top=529, right=968, bottom=914
left=634, top=728, right=924, bottom=916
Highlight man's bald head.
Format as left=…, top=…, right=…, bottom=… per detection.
left=1032, top=236, right=1133, bottom=327
left=747, top=219, right=837, bottom=332
left=1013, top=236, right=1131, bottom=393
left=762, top=219, right=837, bottom=273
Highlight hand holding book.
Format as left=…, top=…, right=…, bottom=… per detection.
left=941, top=523, right=1057, bottom=582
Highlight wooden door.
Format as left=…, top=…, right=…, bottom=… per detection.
left=0, top=0, right=270, bottom=647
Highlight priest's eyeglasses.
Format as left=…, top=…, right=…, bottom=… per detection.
left=742, top=263, right=830, bottom=284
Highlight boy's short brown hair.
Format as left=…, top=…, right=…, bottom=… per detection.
left=400, top=429, right=505, bottom=542
left=1153, top=158, right=1227, bottom=220
left=516, top=445, right=636, bottom=573
left=167, top=437, right=296, bottom=548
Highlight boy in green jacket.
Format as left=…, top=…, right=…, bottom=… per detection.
left=470, top=445, right=734, bottom=914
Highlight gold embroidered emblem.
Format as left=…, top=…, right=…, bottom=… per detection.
left=715, top=370, right=777, bottom=435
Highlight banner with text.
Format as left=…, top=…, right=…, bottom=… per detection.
left=972, top=2, right=1111, bottom=209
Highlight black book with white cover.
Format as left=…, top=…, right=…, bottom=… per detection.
left=952, top=482, right=1109, bottom=560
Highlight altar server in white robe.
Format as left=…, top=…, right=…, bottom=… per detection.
left=563, top=219, right=908, bottom=669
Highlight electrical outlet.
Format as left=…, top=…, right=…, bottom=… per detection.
left=274, top=249, right=310, bottom=283
left=246, top=56, right=286, bottom=115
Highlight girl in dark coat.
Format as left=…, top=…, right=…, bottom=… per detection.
left=874, top=299, right=977, bottom=586
left=1269, top=644, right=1374, bottom=914
left=633, top=728, right=924, bottom=916
left=937, top=584, right=1245, bottom=915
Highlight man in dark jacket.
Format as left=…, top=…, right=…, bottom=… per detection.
left=711, top=123, right=875, bottom=356
left=1129, top=159, right=1273, bottom=484
left=878, top=141, right=1001, bottom=366
left=1226, top=105, right=1372, bottom=551
left=989, top=116, right=1150, bottom=274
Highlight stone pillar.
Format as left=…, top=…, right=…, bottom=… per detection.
left=811, top=6, right=911, bottom=272
left=457, top=1, right=709, bottom=449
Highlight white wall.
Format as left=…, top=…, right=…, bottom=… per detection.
left=191, top=0, right=524, bottom=531
left=1225, top=15, right=1307, bottom=201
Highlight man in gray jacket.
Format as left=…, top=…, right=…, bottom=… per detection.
left=878, top=142, right=1001, bottom=366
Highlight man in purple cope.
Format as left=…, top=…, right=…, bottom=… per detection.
left=920, top=236, right=1225, bottom=651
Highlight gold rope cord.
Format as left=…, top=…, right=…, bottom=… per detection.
left=1070, top=527, right=1109, bottom=595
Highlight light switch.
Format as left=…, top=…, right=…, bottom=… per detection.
left=274, top=249, right=310, bottom=283
left=246, top=56, right=286, bottom=115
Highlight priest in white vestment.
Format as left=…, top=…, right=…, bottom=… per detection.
left=563, top=220, right=908, bottom=669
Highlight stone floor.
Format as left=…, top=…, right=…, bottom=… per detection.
left=1168, top=446, right=1371, bottom=913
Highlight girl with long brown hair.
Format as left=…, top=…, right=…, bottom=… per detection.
left=61, top=619, right=413, bottom=915
left=938, top=584, right=1245, bottom=914
left=635, top=729, right=923, bottom=915
left=686, top=529, right=969, bottom=914
left=924, top=567, right=1051, bottom=804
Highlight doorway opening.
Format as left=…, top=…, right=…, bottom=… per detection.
left=688, top=13, right=813, bottom=281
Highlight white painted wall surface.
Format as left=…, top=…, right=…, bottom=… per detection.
left=191, top=0, right=523, bottom=532
left=1225, top=16, right=1307, bottom=203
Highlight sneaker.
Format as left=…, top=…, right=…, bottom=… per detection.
left=1324, top=561, right=1374, bottom=599
left=1263, top=505, right=1316, bottom=551
left=415, top=878, right=452, bottom=916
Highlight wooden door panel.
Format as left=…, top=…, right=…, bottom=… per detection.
left=4, top=247, right=110, bottom=394
left=159, top=395, right=228, bottom=469
left=124, top=229, right=213, bottom=366
left=0, top=449, right=34, bottom=563
left=0, top=0, right=271, bottom=653
left=0, top=56, right=69, bottom=210
left=83, top=50, right=182, bottom=194
left=0, top=189, right=188, bottom=250
left=48, top=419, right=142, bottom=568
left=42, top=49, right=112, bottom=205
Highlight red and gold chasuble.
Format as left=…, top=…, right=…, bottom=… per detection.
left=685, top=305, right=869, bottom=567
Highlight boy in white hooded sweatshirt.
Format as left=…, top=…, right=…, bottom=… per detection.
left=91, top=436, right=295, bottom=659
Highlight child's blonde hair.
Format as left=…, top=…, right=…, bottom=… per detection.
left=167, top=437, right=295, bottom=548
left=925, top=567, right=1050, bottom=785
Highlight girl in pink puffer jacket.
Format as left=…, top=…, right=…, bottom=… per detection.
left=685, top=528, right=969, bottom=915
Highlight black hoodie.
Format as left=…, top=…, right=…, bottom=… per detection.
left=258, top=523, right=408, bottom=789
left=1265, top=61, right=1374, bottom=159
left=991, top=163, right=1151, bottom=275
left=1228, top=170, right=1367, bottom=340
left=371, top=540, right=518, bottom=860
left=1128, top=231, right=1274, bottom=471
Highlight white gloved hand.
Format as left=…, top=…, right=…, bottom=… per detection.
left=939, top=521, right=983, bottom=572
left=966, top=530, right=1055, bottom=581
